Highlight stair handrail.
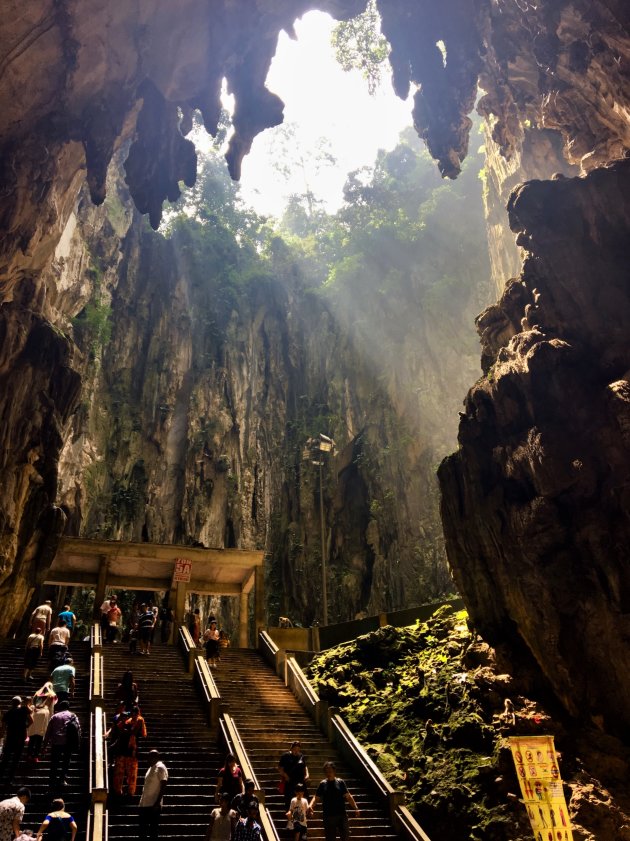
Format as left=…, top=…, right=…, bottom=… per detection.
left=91, top=622, right=102, bottom=651
left=89, top=707, right=108, bottom=802
left=395, top=806, right=433, bottom=841
left=279, top=652, right=433, bottom=841
left=87, top=802, right=107, bottom=841
left=90, top=650, right=105, bottom=707
left=219, top=713, right=280, bottom=841
left=194, top=656, right=221, bottom=733
left=285, top=655, right=323, bottom=726
left=258, top=629, right=279, bottom=669
left=178, top=625, right=202, bottom=673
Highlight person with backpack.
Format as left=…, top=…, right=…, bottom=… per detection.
left=42, top=701, right=81, bottom=791
left=112, top=706, right=146, bottom=796
left=27, top=685, right=56, bottom=763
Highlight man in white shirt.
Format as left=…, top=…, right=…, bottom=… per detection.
left=138, top=750, right=168, bottom=841
left=48, top=619, right=71, bottom=665
left=30, top=601, right=53, bottom=634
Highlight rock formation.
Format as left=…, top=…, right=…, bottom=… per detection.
left=440, top=158, right=630, bottom=738
left=0, top=0, right=629, bottom=743
left=48, top=159, right=482, bottom=628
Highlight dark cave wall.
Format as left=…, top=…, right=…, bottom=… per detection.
left=0, top=0, right=629, bottom=736
left=47, top=178, right=472, bottom=629
left=439, top=158, right=630, bottom=735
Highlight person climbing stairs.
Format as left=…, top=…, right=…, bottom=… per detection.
left=213, top=648, right=401, bottom=839
left=103, top=642, right=222, bottom=839
left=0, top=639, right=90, bottom=838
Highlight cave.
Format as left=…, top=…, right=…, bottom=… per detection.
left=1, top=0, right=630, bottom=837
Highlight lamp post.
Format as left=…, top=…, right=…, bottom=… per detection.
left=304, top=433, right=335, bottom=626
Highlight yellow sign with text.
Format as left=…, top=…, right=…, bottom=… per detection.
left=509, top=735, right=573, bottom=841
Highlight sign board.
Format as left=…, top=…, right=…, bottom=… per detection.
left=509, top=735, right=573, bottom=841
left=172, top=558, right=192, bottom=583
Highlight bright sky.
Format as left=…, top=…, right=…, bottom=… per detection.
left=229, top=11, right=414, bottom=217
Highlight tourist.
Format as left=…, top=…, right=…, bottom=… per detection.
left=57, top=606, right=76, bottom=637
left=286, top=783, right=310, bottom=841
left=191, top=609, right=201, bottom=646
left=35, top=798, right=77, bottom=841
left=278, top=740, right=309, bottom=813
left=105, top=596, right=122, bottom=644
left=138, top=751, right=168, bottom=841
left=309, top=761, right=360, bottom=841
left=159, top=604, right=173, bottom=644
left=27, top=686, right=55, bottom=763
left=218, top=630, right=230, bottom=653
left=204, top=620, right=220, bottom=669
left=0, top=698, right=33, bottom=785
left=233, top=803, right=261, bottom=841
left=231, top=779, right=259, bottom=819
left=215, top=754, right=244, bottom=803
left=105, top=701, right=127, bottom=762
left=137, top=604, right=155, bottom=656
left=205, top=792, right=237, bottom=841
left=51, top=657, right=75, bottom=704
left=42, top=701, right=81, bottom=791
left=0, top=788, right=30, bottom=841
left=114, top=671, right=139, bottom=710
left=30, top=602, right=53, bottom=635
left=149, top=602, right=158, bottom=644
left=48, top=619, right=71, bottom=666
left=112, top=706, right=146, bottom=796
left=23, top=629, right=45, bottom=681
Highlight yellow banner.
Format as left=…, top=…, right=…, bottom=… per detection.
left=509, top=735, right=573, bottom=841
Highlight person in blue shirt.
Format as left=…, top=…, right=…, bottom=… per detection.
left=57, top=606, right=76, bottom=635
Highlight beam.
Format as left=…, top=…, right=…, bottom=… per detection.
left=45, top=571, right=243, bottom=596
left=57, top=537, right=264, bottom=567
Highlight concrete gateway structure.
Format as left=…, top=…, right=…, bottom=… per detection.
left=46, top=537, right=265, bottom=646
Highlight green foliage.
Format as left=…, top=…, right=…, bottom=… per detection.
left=307, top=609, right=529, bottom=840
left=72, top=254, right=112, bottom=357
left=331, top=0, right=390, bottom=94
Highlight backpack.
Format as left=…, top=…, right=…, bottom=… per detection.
left=66, top=714, right=81, bottom=751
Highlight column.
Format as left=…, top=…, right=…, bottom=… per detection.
left=254, top=564, right=265, bottom=636
left=93, top=557, right=109, bottom=619
left=239, top=589, right=249, bottom=648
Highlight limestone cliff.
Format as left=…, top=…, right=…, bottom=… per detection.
left=439, top=158, right=630, bottom=737
left=49, top=169, right=483, bottom=626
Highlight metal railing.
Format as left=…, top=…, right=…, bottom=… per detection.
left=89, top=623, right=109, bottom=841
left=286, top=655, right=325, bottom=726
left=194, top=656, right=222, bottom=733
left=395, top=806, right=433, bottom=841
left=89, top=650, right=104, bottom=708
left=87, top=802, right=108, bottom=841
left=218, top=713, right=280, bottom=841
left=89, top=708, right=108, bottom=802
left=178, top=625, right=202, bottom=673
left=259, top=632, right=432, bottom=841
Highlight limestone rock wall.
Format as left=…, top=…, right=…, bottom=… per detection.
left=439, top=158, right=630, bottom=736
left=51, top=183, right=482, bottom=626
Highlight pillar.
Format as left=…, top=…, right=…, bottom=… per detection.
left=254, top=564, right=265, bottom=636
left=174, top=581, right=187, bottom=628
left=93, top=557, right=109, bottom=619
left=239, top=589, right=249, bottom=648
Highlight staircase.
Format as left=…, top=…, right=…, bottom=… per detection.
left=102, top=642, right=222, bottom=839
left=213, top=648, right=400, bottom=839
left=0, top=639, right=90, bottom=838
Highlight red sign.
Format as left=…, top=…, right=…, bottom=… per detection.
left=173, top=558, right=192, bottom=583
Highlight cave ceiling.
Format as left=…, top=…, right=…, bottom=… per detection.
left=1, top=0, right=628, bottom=291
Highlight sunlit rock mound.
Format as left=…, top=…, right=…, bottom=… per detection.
left=307, top=608, right=630, bottom=841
